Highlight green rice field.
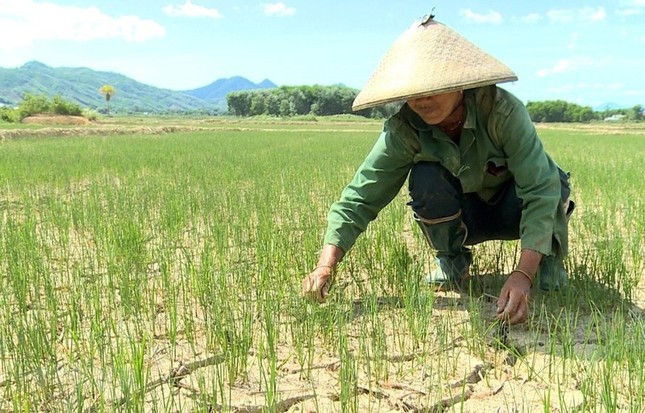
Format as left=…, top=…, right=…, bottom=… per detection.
left=0, top=118, right=644, bottom=412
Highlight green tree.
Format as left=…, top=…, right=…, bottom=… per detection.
left=265, top=93, right=281, bottom=116
left=227, top=85, right=364, bottom=118
left=99, top=84, right=115, bottom=115
left=51, top=95, right=82, bottom=116
left=249, top=91, right=267, bottom=115
left=227, top=91, right=252, bottom=116
left=278, top=98, right=293, bottom=117
left=0, top=106, right=20, bottom=123
left=313, top=86, right=350, bottom=115
left=526, top=100, right=595, bottom=123
left=18, top=93, right=50, bottom=119
left=627, top=104, right=643, bottom=121
left=291, top=86, right=315, bottom=115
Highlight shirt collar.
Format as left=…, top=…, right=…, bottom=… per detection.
left=463, top=89, right=476, bottom=129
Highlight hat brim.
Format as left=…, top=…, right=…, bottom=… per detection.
left=352, top=19, right=518, bottom=111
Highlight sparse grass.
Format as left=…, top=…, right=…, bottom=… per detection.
left=0, top=121, right=643, bottom=412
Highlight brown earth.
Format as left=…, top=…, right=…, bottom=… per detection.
left=0, top=124, right=201, bottom=140
left=21, top=114, right=91, bottom=125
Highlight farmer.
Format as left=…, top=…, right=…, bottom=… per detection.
left=302, top=16, right=574, bottom=325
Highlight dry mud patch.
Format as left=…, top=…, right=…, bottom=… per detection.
left=21, top=115, right=92, bottom=125
left=2, top=120, right=643, bottom=412
left=92, top=290, right=596, bottom=413
left=154, top=293, right=641, bottom=412
left=6, top=207, right=640, bottom=413
left=119, top=223, right=642, bottom=412
left=0, top=124, right=204, bottom=140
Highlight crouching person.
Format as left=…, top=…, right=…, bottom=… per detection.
left=302, top=16, right=574, bottom=325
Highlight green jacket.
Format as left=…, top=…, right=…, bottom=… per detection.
left=324, top=85, right=568, bottom=257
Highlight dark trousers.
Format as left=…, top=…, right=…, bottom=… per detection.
left=407, top=162, right=570, bottom=246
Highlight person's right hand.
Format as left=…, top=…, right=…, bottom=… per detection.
left=496, top=272, right=532, bottom=325
left=302, top=265, right=333, bottom=303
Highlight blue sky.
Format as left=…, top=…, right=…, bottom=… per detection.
left=0, top=0, right=643, bottom=108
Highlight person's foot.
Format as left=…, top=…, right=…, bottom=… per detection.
left=538, top=254, right=569, bottom=291
left=424, top=258, right=469, bottom=291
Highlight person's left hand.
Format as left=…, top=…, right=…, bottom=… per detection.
left=496, top=273, right=532, bottom=324
left=301, top=266, right=333, bottom=303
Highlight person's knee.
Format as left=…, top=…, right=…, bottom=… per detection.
left=408, top=162, right=461, bottom=220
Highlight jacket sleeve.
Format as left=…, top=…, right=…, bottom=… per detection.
left=323, top=117, right=417, bottom=252
left=490, top=90, right=562, bottom=255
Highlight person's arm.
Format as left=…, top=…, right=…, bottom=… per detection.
left=302, top=115, right=418, bottom=302
left=490, top=89, right=562, bottom=256
left=490, top=89, right=560, bottom=324
left=323, top=118, right=418, bottom=253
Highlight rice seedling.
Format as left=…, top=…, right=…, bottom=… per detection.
left=0, top=120, right=643, bottom=411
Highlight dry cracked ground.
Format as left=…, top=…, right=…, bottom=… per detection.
left=89, top=283, right=641, bottom=413
left=3, top=120, right=644, bottom=412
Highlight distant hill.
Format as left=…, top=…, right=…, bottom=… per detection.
left=0, top=61, right=212, bottom=113
left=0, top=61, right=277, bottom=114
left=183, top=76, right=276, bottom=102
left=593, top=102, right=627, bottom=112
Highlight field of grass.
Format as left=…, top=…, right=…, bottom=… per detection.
left=0, top=118, right=644, bottom=412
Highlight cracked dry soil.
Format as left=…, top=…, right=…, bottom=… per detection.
left=92, top=286, right=629, bottom=413
left=4, top=122, right=643, bottom=412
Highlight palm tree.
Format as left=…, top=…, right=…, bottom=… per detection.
left=99, top=84, right=115, bottom=115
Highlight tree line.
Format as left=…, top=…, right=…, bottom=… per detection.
left=226, top=85, right=400, bottom=119
left=2, top=87, right=642, bottom=123
left=526, top=100, right=643, bottom=122
left=227, top=85, right=643, bottom=123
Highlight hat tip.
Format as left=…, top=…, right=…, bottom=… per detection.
left=417, top=9, right=436, bottom=27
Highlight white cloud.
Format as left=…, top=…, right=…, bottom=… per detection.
left=459, top=8, right=503, bottom=24
left=537, top=60, right=574, bottom=77
left=547, top=7, right=606, bottom=23
left=162, top=1, right=222, bottom=19
left=520, top=13, right=542, bottom=24
left=0, top=0, right=165, bottom=51
left=264, top=3, right=296, bottom=17
left=546, top=9, right=574, bottom=23
left=537, top=57, right=594, bottom=77
left=546, top=10, right=573, bottom=23
left=616, top=8, right=642, bottom=16
left=579, top=6, right=606, bottom=22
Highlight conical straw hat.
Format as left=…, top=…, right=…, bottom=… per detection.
left=352, top=16, right=517, bottom=111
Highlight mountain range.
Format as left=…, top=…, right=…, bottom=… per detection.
left=0, top=61, right=277, bottom=113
